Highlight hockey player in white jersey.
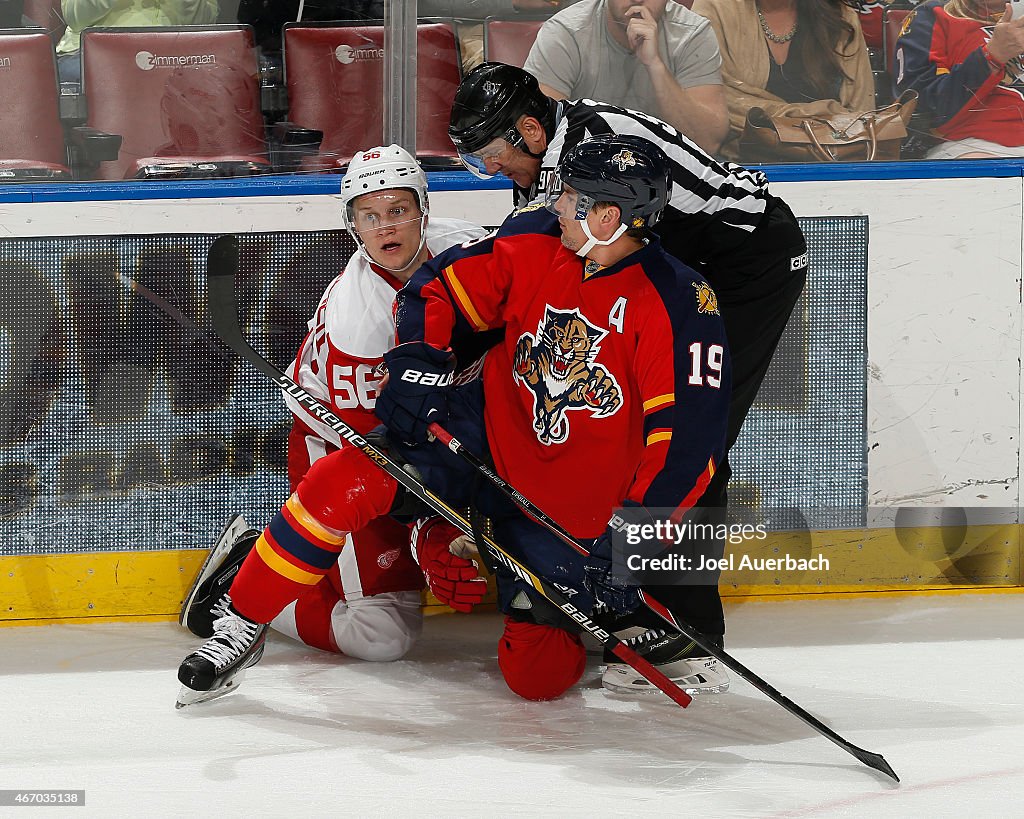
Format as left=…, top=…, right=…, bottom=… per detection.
left=177, top=145, right=488, bottom=707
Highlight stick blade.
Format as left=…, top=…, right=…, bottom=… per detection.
left=850, top=747, right=899, bottom=782
left=207, top=234, right=239, bottom=280
left=205, top=234, right=245, bottom=348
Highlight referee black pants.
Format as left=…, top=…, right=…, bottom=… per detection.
left=641, top=198, right=808, bottom=638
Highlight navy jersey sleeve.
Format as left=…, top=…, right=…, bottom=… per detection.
left=628, top=251, right=732, bottom=515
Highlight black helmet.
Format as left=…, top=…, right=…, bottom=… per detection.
left=449, top=62, right=553, bottom=158
left=551, top=134, right=672, bottom=230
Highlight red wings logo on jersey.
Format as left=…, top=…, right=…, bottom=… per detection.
left=377, top=548, right=401, bottom=569
left=513, top=306, right=623, bottom=445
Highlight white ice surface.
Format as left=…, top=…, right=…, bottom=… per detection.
left=1, top=594, right=1021, bottom=818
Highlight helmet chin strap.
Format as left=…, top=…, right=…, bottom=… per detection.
left=576, top=219, right=627, bottom=258
left=351, top=214, right=429, bottom=274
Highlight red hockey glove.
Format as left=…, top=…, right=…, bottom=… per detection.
left=410, top=517, right=488, bottom=613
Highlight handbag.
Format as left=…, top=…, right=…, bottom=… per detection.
left=738, top=90, right=919, bottom=163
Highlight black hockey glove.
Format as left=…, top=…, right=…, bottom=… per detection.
left=583, top=502, right=653, bottom=614
left=377, top=342, right=456, bottom=445
left=584, top=543, right=640, bottom=614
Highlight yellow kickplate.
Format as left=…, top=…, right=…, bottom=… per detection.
left=0, top=521, right=1019, bottom=624
left=0, top=550, right=207, bottom=623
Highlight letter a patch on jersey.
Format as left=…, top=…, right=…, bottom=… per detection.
left=512, top=306, right=623, bottom=445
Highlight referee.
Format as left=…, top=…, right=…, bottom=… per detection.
left=447, top=62, right=808, bottom=694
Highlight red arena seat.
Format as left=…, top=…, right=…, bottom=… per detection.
left=0, top=28, right=72, bottom=181
left=483, top=17, right=544, bottom=68
left=884, top=8, right=913, bottom=76
left=282, top=21, right=463, bottom=170
left=80, top=26, right=270, bottom=180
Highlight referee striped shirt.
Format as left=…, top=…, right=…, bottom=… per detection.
left=518, top=99, right=773, bottom=259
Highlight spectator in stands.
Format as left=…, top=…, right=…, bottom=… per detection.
left=894, top=0, right=1024, bottom=159
left=524, top=0, right=730, bottom=154
left=425, top=1, right=580, bottom=69
left=57, top=0, right=220, bottom=83
left=690, top=0, right=874, bottom=160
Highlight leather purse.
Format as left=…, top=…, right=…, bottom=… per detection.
left=738, top=90, right=919, bottom=163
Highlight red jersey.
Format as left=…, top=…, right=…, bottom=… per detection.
left=397, top=206, right=731, bottom=539
left=895, top=1, right=1024, bottom=146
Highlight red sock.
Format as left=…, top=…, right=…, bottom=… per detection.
left=230, top=447, right=398, bottom=624
left=230, top=494, right=347, bottom=622
left=497, top=617, right=585, bottom=701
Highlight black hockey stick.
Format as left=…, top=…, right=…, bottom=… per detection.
left=428, top=424, right=899, bottom=781
left=193, top=234, right=694, bottom=709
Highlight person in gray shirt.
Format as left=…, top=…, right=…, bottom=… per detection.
left=524, top=0, right=729, bottom=153
left=421, top=0, right=581, bottom=70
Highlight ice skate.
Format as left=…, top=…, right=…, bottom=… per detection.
left=602, top=629, right=729, bottom=696
left=180, top=514, right=258, bottom=638
left=175, top=597, right=267, bottom=709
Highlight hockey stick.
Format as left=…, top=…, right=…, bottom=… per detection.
left=428, top=425, right=899, bottom=781
left=188, top=234, right=692, bottom=709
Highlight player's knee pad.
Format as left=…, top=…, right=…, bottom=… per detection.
left=332, top=590, right=423, bottom=662
left=497, top=617, right=585, bottom=701
left=296, top=446, right=399, bottom=532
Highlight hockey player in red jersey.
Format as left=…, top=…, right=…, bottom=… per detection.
left=380, top=133, right=732, bottom=699
left=176, top=146, right=487, bottom=706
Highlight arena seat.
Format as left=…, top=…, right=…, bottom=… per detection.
left=281, top=21, right=463, bottom=170
left=23, top=0, right=66, bottom=45
left=482, top=17, right=545, bottom=68
left=884, top=8, right=913, bottom=77
left=0, top=28, right=72, bottom=181
left=80, top=25, right=270, bottom=180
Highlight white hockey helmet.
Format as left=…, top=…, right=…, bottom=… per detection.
left=341, top=144, right=429, bottom=224
left=340, top=144, right=430, bottom=273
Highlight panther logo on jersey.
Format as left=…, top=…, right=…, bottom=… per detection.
left=513, top=306, right=623, bottom=445
left=512, top=200, right=547, bottom=217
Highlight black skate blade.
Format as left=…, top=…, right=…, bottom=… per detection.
left=178, top=514, right=252, bottom=629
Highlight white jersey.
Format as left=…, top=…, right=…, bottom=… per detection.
left=284, top=217, right=487, bottom=448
